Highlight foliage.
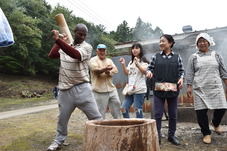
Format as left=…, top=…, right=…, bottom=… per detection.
left=114, top=18, right=163, bottom=43
left=115, top=20, right=132, bottom=42
left=0, top=0, right=43, bottom=75
left=0, top=56, right=23, bottom=74
left=132, top=17, right=163, bottom=40
left=0, top=0, right=163, bottom=77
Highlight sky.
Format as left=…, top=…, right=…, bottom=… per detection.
left=45, top=0, right=227, bottom=35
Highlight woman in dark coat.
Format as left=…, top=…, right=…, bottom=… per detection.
left=147, top=34, right=184, bottom=145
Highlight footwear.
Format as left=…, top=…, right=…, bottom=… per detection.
left=210, top=121, right=222, bottom=135
left=168, top=137, right=180, bottom=145
left=47, top=141, right=62, bottom=151
left=203, top=135, right=211, bottom=144
left=158, top=135, right=162, bottom=144
left=158, top=138, right=161, bottom=144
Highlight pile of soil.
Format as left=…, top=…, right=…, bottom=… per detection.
left=0, top=73, right=56, bottom=98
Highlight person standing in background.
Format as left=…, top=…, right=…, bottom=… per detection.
left=119, top=43, right=148, bottom=118
left=186, top=33, right=227, bottom=144
left=47, top=23, right=102, bottom=151
left=147, top=34, right=184, bottom=145
left=89, top=44, right=122, bottom=119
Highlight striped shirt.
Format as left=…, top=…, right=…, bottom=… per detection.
left=58, top=41, right=92, bottom=90
left=147, top=51, right=185, bottom=78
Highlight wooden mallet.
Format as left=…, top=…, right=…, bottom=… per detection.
left=55, top=13, right=73, bottom=44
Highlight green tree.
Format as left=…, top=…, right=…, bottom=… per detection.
left=0, top=0, right=43, bottom=75
left=93, top=34, right=117, bottom=56
left=95, top=24, right=106, bottom=34
left=0, top=56, right=23, bottom=74
left=115, top=20, right=132, bottom=43
left=132, top=17, right=162, bottom=40
left=153, top=26, right=163, bottom=38
left=0, top=0, right=163, bottom=78
left=108, top=31, right=116, bottom=40
left=17, top=0, right=54, bottom=76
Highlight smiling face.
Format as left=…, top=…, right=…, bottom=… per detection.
left=131, top=46, right=141, bottom=58
left=159, top=36, right=172, bottom=52
left=197, top=37, right=210, bottom=53
left=96, top=48, right=107, bottom=60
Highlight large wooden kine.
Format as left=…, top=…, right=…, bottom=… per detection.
left=55, top=13, right=73, bottom=44
left=83, top=118, right=160, bottom=151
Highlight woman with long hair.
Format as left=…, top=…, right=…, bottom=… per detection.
left=119, top=43, right=148, bottom=118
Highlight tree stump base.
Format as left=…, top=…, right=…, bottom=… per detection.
left=83, top=118, right=160, bottom=151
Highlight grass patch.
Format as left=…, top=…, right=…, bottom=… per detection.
left=0, top=94, right=54, bottom=112
left=1, top=137, right=31, bottom=151
left=0, top=110, right=58, bottom=151
left=0, top=109, right=85, bottom=151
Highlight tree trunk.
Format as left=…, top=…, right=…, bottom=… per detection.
left=83, top=118, right=160, bottom=151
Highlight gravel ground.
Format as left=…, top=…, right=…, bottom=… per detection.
left=0, top=108, right=226, bottom=151
left=63, top=109, right=227, bottom=151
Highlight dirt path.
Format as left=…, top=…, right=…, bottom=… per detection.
left=0, top=103, right=58, bottom=119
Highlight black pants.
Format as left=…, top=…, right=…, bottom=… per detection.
left=154, top=95, right=178, bottom=139
left=196, top=109, right=226, bottom=136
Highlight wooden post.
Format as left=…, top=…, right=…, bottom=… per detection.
left=83, top=118, right=160, bottom=151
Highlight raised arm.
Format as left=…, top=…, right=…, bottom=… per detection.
left=52, top=30, right=81, bottom=60
left=119, top=57, right=128, bottom=76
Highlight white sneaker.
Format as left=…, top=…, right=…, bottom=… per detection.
left=47, top=141, right=62, bottom=151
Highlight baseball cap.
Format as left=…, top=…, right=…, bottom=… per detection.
left=97, top=44, right=106, bottom=49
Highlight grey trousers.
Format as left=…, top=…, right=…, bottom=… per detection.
left=93, top=89, right=122, bottom=119
left=54, top=82, right=103, bottom=144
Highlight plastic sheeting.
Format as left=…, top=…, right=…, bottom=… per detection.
left=0, top=8, right=14, bottom=47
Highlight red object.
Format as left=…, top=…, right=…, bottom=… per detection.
left=48, top=38, right=81, bottom=60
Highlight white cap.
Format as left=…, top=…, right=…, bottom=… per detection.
left=195, top=33, right=215, bottom=47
